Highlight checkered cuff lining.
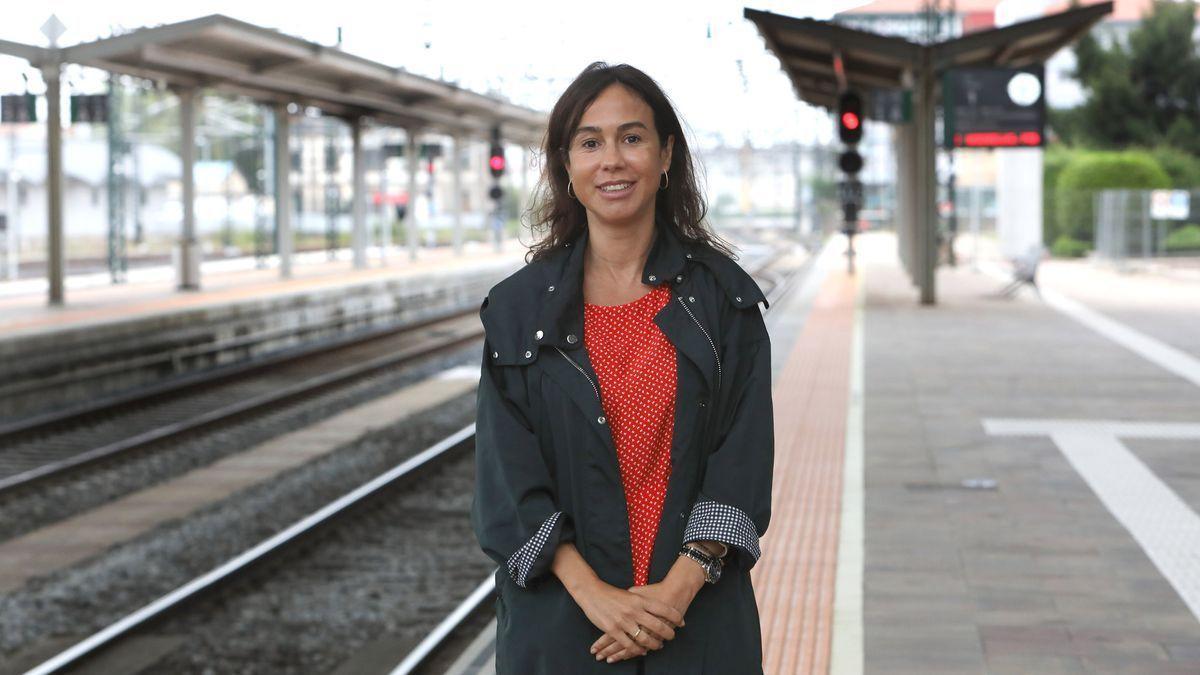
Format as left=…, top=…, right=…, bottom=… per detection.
left=506, top=511, right=562, bottom=588
left=682, top=500, right=761, bottom=562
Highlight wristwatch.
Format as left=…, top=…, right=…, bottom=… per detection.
left=678, top=544, right=724, bottom=584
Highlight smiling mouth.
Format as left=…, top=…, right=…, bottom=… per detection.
left=599, top=182, right=634, bottom=193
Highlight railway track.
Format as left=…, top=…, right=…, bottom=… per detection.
left=0, top=310, right=484, bottom=499
left=22, top=427, right=483, bottom=675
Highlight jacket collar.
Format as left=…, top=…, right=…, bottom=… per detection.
left=536, top=220, right=690, bottom=351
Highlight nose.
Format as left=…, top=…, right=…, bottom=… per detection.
left=599, top=139, right=625, bottom=170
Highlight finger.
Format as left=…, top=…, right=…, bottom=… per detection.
left=638, top=597, right=685, bottom=628
left=605, top=625, right=645, bottom=662
left=637, top=612, right=676, bottom=641
left=596, top=639, right=624, bottom=661
left=626, top=622, right=663, bottom=651
left=607, top=646, right=645, bottom=663
left=590, top=634, right=613, bottom=655
left=605, top=648, right=635, bottom=662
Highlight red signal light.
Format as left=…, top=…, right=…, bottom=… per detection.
left=841, top=112, right=860, bottom=131
left=489, top=155, right=505, bottom=172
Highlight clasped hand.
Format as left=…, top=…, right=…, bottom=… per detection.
left=576, top=576, right=697, bottom=664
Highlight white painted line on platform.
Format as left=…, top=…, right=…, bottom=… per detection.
left=984, top=418, right=1200, bottom=625
left=831, top=261, right=865, bottom=674
left=979, top=261, right=1200, bottom=389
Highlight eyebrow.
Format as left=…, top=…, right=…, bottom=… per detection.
left=572, top=121, right=649, bottom=138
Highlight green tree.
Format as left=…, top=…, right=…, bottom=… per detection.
left=1053, top=1, right=1200, bottom=155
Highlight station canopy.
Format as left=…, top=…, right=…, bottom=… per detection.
left=0, top=14, right=547, bottom=144
left=743, top=2, right=1114, bottom=112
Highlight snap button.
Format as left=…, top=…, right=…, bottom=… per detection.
left=685, top=253, right=693, bottom=259
left=535, top=330, right=544, bottom=340
left=492, top=351, right=499, bottom=359
left=597, top=415, right=606, bottom=424
left=735, top=296, right=743, bottom=302
left=675, top=275, right=683, bottom=283
left=524, top=350, right=532, bottom=358
left=566, top=334, right=578, bottom=344
left=548, top=285, right=555, bottom=292
left=648, top=274, right=657, bottom=282
left=688, top=296, right=696, bottom=303
left=699, top=399, right=708, bottom=408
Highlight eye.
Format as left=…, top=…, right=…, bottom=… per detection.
left=624, top=134, right=642, bottom=144
left=580, top=138, right=599, bottom=150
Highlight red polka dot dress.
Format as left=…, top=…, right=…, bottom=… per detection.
left=584, top=284, right=677, bottom=587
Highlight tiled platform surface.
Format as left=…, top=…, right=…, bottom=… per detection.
left=860, top=232, right=1200, bottom=673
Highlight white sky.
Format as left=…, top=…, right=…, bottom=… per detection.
left=0, top=1, right=865, bottom=148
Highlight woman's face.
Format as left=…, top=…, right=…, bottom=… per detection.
left=565, top=84, right=674, bottom=230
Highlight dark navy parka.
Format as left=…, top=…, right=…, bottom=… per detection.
left=471, top=222, right=775, bottom=674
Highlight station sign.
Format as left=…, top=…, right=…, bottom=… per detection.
left=868, top=88, right=911, bottom=123
left=942, top=65, right=1045, bottom=149
left=1150, top=190, right=1190, bottom=220
left=70, top=94, right=109, bottom=124
left=382, top=143, right=443, bottom=158
left=1, top=94, right=37, bottom=123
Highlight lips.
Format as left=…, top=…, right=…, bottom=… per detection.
left=597, top=180, right=635, bottom=196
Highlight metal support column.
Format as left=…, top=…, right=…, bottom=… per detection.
left=914, top=53, right=937, bottom=305
left=895, top=123, right=918, bottom=280
left=378, top=131, right=390, bottom=261
left=177, top=87, right=200, bottom=290
left=351, top=116, right=366, bottom=269
left=451, top=134, right=464, bottom=256
left=274, top=104, right=293, bottom=278
left=405, top=128, right=419, bottom=261
left=44, top=63, right=64, bottom=305
left=5, top=122, right=19, bottom=281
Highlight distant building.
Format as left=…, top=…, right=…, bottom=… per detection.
left=0, top=125, right=179, bottom=256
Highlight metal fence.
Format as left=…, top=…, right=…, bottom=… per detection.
left=1093, top=189, right=1200, bottom=260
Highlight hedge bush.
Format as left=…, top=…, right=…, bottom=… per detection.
left=1165, top=224, right=1200, bottom=253
left=1042, top=147, right=1075, bottom=246
left=1150, top=147, right=1200, bottom=189
left=1050, top=234, right=1091, bottom=258
left=1055, top=151, right=1171, bottom=243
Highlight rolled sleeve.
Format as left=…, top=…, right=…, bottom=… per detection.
left=682, top=499, right=762, bottom=563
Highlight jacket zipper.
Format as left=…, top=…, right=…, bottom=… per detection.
left=555, top=347, right=600, bottom=400
left=676, top=296, right=722, bottom=392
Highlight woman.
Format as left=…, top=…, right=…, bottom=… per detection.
left=472, top=62, right=774, bottom=674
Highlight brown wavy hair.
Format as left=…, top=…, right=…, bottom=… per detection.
left=525, top=62, right=734, bottom=262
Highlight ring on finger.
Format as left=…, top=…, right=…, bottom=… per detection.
left=631, top=626, right=643, bottom=640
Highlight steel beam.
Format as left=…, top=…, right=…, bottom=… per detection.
left=274, top=104, right=293, bottom=278
left=44, top=63, right=64, bottom=306
left=451, top=134, right=464, bottom=256
left=405, top=129, right=420, bottom=261
left=177, top=86, right=200, bottom=290
left=351, top=116, right=367, bottom=269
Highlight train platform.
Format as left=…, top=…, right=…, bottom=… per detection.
left=0, top=243, right=523, bottom=424
left=451, top=230, right=1200, bottom=674
left=0, top=243, right=524, bottom=340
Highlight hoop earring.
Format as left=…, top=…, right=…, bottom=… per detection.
left=567, top=181, right=577, bottom=199
left=659, top=171, right=669, bottom=190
